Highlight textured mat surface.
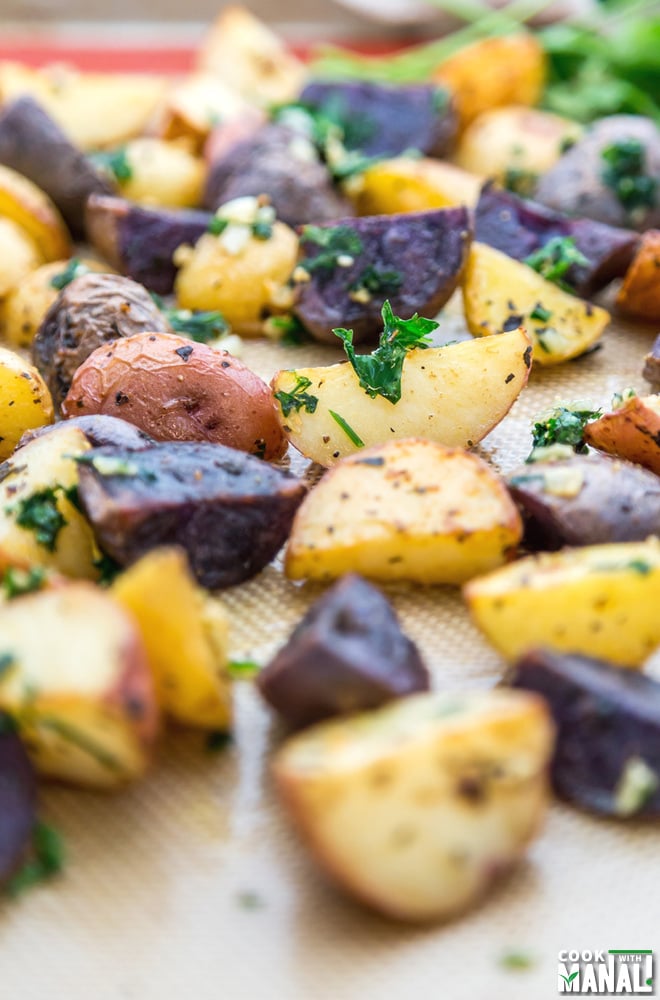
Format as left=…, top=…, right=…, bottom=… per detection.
left=1, top=303, right=658, bottom=1000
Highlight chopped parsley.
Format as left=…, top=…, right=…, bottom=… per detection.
left=499, top=950, right=535, bottom=971
left=208, top=205, right=274, bottom=241
left=329, top=410, right=365, bottom=448
left=348, top=265, right=403, bottom=299
left=91, top=146, right=133, bottom=183
left=601, top=139, right=657, bottom=215
left=93, top=552, right=122, bottom=586
left=6, top=820, right=65, bottom=898
left=1, top=566, right=46, bottom=600
left=333, top=299, right=437, bottom=405
left=529, top=404, right=601, bottom=457
left=0, top=652, right=16, bottom=678
left=525, top=237, right=590, bottom=291
left=208, top=217, right=229, bottom=236
left=273, top=374, right=319, bottom=417
left=205, top=729, right=233, bottom=753
left=529, top=303, right=552, bottom=323
left=227, top=659, right=260, bottom=679
left=298, top=225, right=363, bottom=274
left=50, top=258, right=91, bottom=291
left=265, top=314, right=310, bottom=346
left=503, top=168, right=538, bottom=198
left=628, top=559, right=653, bottom=575
left=10, top=487, right=67, bottom=552
left=164, top=307, right=229, bottom=343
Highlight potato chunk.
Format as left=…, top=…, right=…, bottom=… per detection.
left=462, top=242, right=610, bottom=364
left=0, top=584, right=158, bottom=787
left=272, top=326, right=531, bottom=467
left=274, top=688, right=553, bottom=921
left=0, top=163, right=71, bottom=262
left=286, top=439, right=522, bottom=585
left=465, top=539, right=660, bottom=667
left=0, top=347, right=53, bottom=460
left=584, top=394, right=660, bottom=475
left=352, top=157, right=481, bottom=216
left=112, top=548, right=232, bottom=730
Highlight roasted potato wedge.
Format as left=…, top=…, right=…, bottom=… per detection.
left=1, top=257, right=111, bottom=349
left=0, top=62, right=167, bottom=151
left=433, top=33, right=546, bottom=130
left=272, top=326, right=531, bottom=466
left=286, top=440, right=523, bottom=585
left=112, top=548, right=232, bottom=730
left=455, top=106, right=581, bottom=189
left=195, top=5, right=306, bottom=105
left=0, top=217, right=43, bottom=298
left=0, top=423, right=98, bottom=579
left=616, top=229, right=660, bottom=321
left=462, top=242, right=610, bottom=364
left=0, top=164, right=70, bottom=262
left=274, top=688, right=553, bottom=922
left=584, top=394, right=660, bottom=475
left=465, top=539, right=660, bottom=667
left=0, top=583, right=158, bottom=787
left=0, top=347, right=53, bottom=460
left=351, top=157, right=481, bottom=216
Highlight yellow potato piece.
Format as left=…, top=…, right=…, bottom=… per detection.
left=0, top=424, right=98, bottom=579
left=157, top=73, right=248, bottom=153
left=0, top=163, right=71, bottom=262
left=351, top=157, right=481, bottom=216
left=112, top=547, right=232, bottom=730
left=274, top=688, right=553, bottom=922
left=0, top=217, right=43, bottom=298
left=433, top=33, right=546, bottom=130
left=286, top=438, right=522, bottom=585
left=272, top=326, right=531, bottom=466
left=464, top=539, right=660, bottom=667
left=0, top=347, right=53, bottom=459
left=116, top=138, right=206, bottom=210
left=462, top=242, right=610, bottom=364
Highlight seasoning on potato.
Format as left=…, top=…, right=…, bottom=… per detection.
left=258, top=573, right=430, bottom=730
left=286, top=439, right=523, bottom=585
left=274, top=688, right=554, bottom=922
left=32, top=272, right=171, bottom=410
left=174, top=194, right=299, bottom=336
left=0, top=347, right=53, bottom=460
left=62, top=330, right=286, bottom=459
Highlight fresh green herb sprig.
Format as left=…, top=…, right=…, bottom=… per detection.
left=601, top=138, right=657, bottom=214
left=334, top=300, right=438, bottom=405
left=9, top=487, right=68, bottom=552
left=299, top=225, right=364, bottom=275
left=6, top=821, right=65, bottom=898
left=1, top=566, right=46, bottom=600
left=525, top=237, right=590, bottom=291
left=274, top=375, right=319, bottom=417
left=50, top=258, right=91, bottom=291
left=529, top=404, right=602, bottom=457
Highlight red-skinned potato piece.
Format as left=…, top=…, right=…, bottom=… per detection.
left=62, top=332, right=286, bottom=460
left=584, top=395, right=660, bottom=476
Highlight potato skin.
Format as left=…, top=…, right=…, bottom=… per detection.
left=62, top=332, right=286, bottom=459
left=0, top=718, right=36, bottom=885
left=616, top=229, right=660, bottom=321
left=32, top=272, right=171, bottom=410
left=0, top=347, right=53, bottom=460
left=508, top=455, right=660, bottom=550
left=644, top=333, right=660, bottom=391
left=584, top=395, right=660, bottom=476
left=19, top=413, right=154, bottom=452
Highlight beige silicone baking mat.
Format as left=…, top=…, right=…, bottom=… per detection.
left=1, top=302, right=658, bottom=1000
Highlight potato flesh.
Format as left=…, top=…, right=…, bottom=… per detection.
left=462, top=242, right=610, bottom=364
left=0, top=584, right=158, bottom=787
left=117, top=139, right=205, bottom=210
left=273, top=326, right=531, bottom=467
left=0, top=217, right=43, bottom=297
left=465, top=539, right=660, bottom=667
left=286, top=439, right=522, bottom=585
left=0, top=423, right=98, bottom=579
left=111, top=547, right=232, bottom=730
left=352, top=157, right=481, bottom=216
left=274, top=688, right=553, bottom=921
left=0, top=163, right=71, bottom=262
left=0, top=346, right=53, bottom=459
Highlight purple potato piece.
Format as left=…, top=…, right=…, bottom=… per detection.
left=509, top=648, right=660, bottom=817
left=76, top=442, right=306, bottom=588
left=0, top=96, right=114, bottom=237
left=299, top=80, right=456, bottom=159
left=32, top=272, right=171, bottom=411
left=534, top=115, right=660, bottom=232
left=19, top=414, right=155, bottom=452
left=643, top=333, right=660, bottom=391
left=507, top=455, right=660, bottom=551
left=475, top=183, right=639, bottom=297
left=258, top=573, right=430, bottom=729
left=204, top=123, right=352, bottom=229
left=85, top=194, right=212, bottom=295
left=293, top=207, right=471, bottom=345
left=0, top=715, right=37, bottom=885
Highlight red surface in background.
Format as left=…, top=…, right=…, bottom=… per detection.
left=0, top=38, right=406, bottom=74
